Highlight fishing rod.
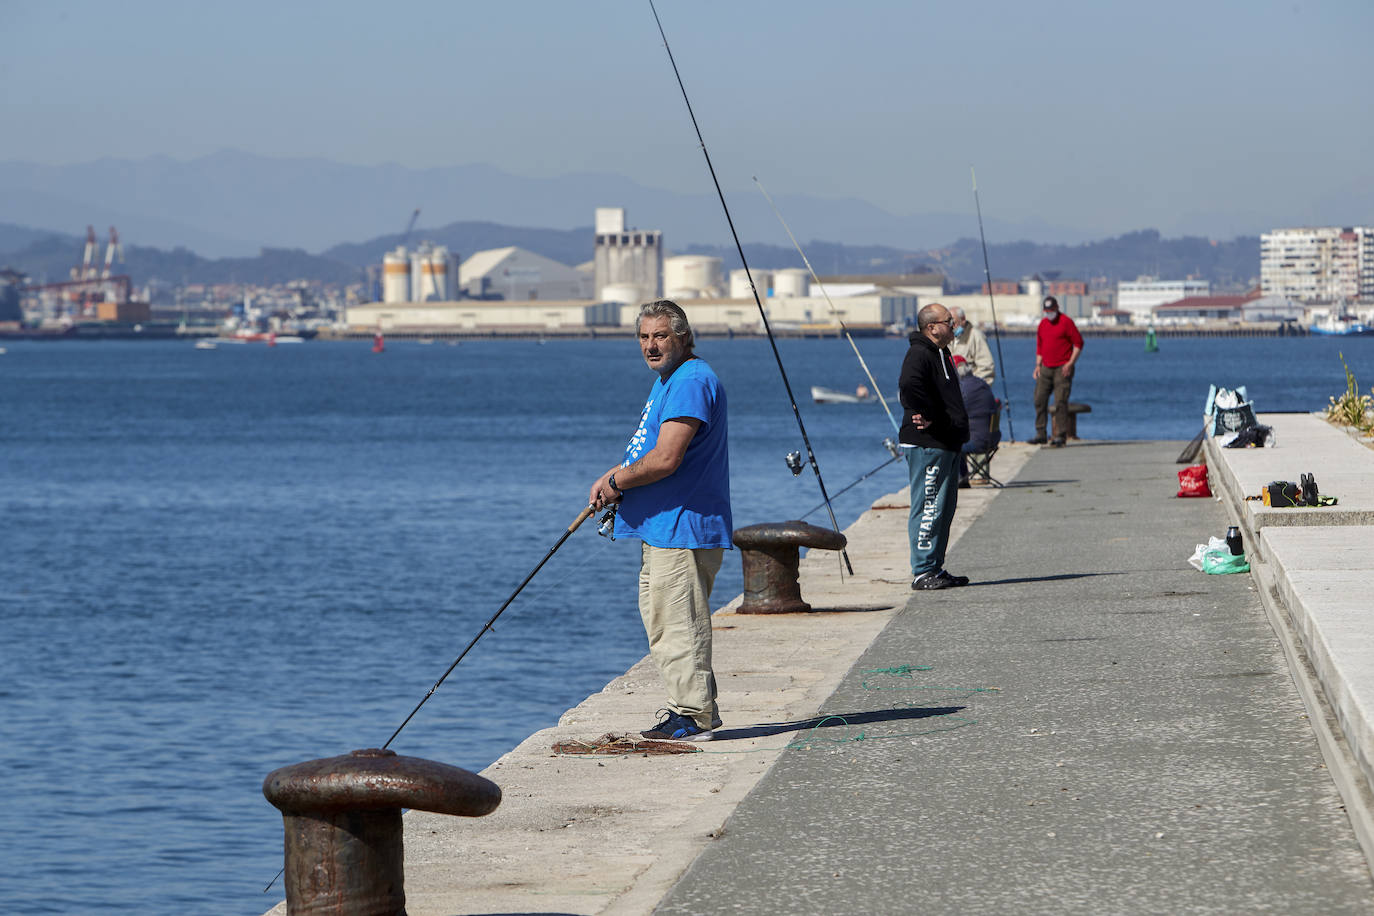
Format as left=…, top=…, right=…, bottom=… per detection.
left=754, top=176, right=900, bottom=435
left=263, top=503, right=600, bottom=892
left=970, top=167, right=1017, bottom=442
left=800, top=441, right=903, bottom=521
left=380, top=504, right=596, bottom=749
left=649, top=0, right=852, bottom=575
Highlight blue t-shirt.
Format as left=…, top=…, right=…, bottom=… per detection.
left=614, top=358, right=732, bottom=549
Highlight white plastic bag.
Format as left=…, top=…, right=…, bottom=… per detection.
left=1188, top=536, right=1228, bottom=571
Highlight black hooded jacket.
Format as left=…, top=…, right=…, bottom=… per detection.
left=898, top=330, right=970, bottom=451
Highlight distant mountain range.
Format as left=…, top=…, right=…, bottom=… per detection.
left=0, top=150, right=1270, bottom=290
left=0, top=149, right=1097, bottom=259
left=0, top=218, right=1260, bottom=293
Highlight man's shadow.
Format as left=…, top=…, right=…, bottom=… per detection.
left=715, top=705, right=965, bottom=741
left=970, top=571, right=1124, bottom=587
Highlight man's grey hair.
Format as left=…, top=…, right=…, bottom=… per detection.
left=917, top=303, right=948, bottom=331
left=949, top=305, right=966, bottom=321
left=639, top=299, right=694, bottom=349
left=955, top=359, right=972, bottom=377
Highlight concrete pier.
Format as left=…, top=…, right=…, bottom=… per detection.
left=264, top=421, right=1374, bottom=914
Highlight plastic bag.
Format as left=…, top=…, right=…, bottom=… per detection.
left=1188, top=536, right=1225, bottom=570
left=1202, top=551, right=1250, bottom=575
left=1188, top=536, right=1250, bottom=575
left=1212, top=403, right=1258, bottom=436
left=1177, top=464, right=1212, bottom=498
left=1205, top=385, right=1256, bottom=436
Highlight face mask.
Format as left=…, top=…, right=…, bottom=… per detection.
left=952, top=324, right=965, bottom=338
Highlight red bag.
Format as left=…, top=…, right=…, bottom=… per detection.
left=1177, top=464, right=1212, bottom=498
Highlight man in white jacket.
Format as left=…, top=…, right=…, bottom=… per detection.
left=947, top=306, right=995, bottom=385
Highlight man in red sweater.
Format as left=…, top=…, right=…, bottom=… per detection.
left=1031, top=296, right=1084, bottom=447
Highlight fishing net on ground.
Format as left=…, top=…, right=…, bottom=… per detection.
left=552, top=733, right=701, bottom=756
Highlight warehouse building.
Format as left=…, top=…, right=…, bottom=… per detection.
left=459, top=246, right=591, bottom=300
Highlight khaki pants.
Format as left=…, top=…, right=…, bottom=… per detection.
left=638, top=542, right=724, bottom=729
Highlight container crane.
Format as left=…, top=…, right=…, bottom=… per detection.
left=101, top=227, right=124, bottom=279
left=75, top=225, right=98, bottom=280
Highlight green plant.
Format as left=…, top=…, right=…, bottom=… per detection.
left=1326, top=351, right=1374, bottom=432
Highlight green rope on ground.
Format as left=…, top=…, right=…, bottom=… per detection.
left=861, top=663, right=932, bottom=679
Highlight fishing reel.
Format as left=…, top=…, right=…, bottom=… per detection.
left=597, top=504, right=619, bottom=540
left=882, top=437, right=900, bottom=458
left=784, top=450, right=804, bottom=476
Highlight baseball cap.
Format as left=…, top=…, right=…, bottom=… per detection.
left=950, top=354, right=967, bottom=367
left=1042, top=296, right=1059, bottom=311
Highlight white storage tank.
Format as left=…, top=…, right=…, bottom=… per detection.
left=382, top=247, right=411, bottom=304
left=600, top=283, right=643, bottom=305
left=663, top=255, right=723, bottom=299
left=773, top=268, right=810, bottom=298
left=729, top=268, right=771, bottom=299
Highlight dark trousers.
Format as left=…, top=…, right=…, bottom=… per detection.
left=1034, top=365, right=1073, bottom=438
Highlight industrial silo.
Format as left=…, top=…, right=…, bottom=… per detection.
left=601, top=283, right=643, bottom=305
left=383, top=247, right=411, bottom=303
left=773, top=268, right=810, bottom=298
left=663, top=255, right=723, bottom=300
left=729, top=268, right=771, bottom=300
left=415, top=245, right=450, bottom=301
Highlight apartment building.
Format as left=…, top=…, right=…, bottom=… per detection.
left=1261, top=227, right=1374, bottom=303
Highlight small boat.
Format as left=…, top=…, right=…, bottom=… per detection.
left=1309, top=312, right=1374, bottom=336
left=215, top=329, right=306, bottom=344
left=811, top=385, right=873, bottom=404
left=194, top=339, right=218, bottom=350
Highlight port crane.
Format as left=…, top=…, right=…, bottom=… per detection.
left=101, top=227, right=124, bottom=279
left=26, top=226, right=134, bottom=318
left=400, top=208, right=421, bottom=247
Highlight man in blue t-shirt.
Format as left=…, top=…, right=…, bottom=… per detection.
left=589, top=300, right=731, bottom=742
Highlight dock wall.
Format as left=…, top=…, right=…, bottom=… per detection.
left=1205, top=414, right=1374, bottom=862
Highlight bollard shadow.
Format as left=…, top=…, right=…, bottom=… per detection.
left=714, top=705, right=964, bottom=742
left=1001, top=478, right=1079, bottom=488
left=797, top=603, right=898, bottom=614
left=969, top=571, right=1124, bottom=587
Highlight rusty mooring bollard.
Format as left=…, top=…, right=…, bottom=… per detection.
left=732, top=520, right=848, bottom=614
left=263, top=747, right=501, bottom=916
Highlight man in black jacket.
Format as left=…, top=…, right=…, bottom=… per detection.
left=899, top=303, right=971, bottom=590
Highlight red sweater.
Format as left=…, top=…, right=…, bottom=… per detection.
left=1036, top=315, right=1083, bottom=367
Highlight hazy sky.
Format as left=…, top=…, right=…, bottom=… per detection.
left=2, top=0, right=1370, bottom=240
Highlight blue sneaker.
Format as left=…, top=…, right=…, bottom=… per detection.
left=641, top=710, right=716, bottom=741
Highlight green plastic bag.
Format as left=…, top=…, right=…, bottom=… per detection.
left=1202, top=549, right=1250, bottom=575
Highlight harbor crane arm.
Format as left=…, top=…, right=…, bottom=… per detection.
left=401, top=208, right=420, bottom=247
left=101, top=227, right=123, bottom=279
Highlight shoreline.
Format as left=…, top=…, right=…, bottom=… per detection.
left=0, top=322, right=1325, bottom=342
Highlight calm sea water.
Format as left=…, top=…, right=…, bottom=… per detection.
left=2, top=334, right=1370, bottom=915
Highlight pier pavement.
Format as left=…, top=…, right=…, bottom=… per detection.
left=266, top=428, right=1374, bottom=915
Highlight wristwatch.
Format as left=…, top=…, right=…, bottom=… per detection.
left=609, top=474, right=622, bottom=494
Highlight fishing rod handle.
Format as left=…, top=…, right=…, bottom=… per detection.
left=567, top=504, right=596, bottom=533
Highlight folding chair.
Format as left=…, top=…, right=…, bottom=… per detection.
left=965, top=401, right=1003, bottom=488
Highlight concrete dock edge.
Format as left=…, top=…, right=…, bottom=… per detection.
left=1206, top=413, right=1374, bottom=868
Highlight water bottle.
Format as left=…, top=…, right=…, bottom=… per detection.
left=1226, top=525, right=1243, bottom=556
